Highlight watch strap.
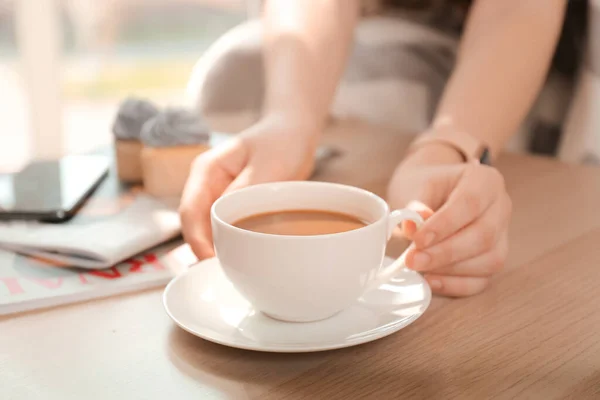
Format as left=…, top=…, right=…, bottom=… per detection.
left=408, top=130, right=491, bottom=165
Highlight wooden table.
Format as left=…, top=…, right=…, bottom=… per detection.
left=2, top=121, right=600, bottom=399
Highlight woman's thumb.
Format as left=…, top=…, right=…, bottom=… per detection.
left=223, top=152, right=283, bottom=194
left=224, top=165, right=259, bottom=194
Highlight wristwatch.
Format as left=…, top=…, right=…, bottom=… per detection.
left=408, top=130, right=492, bottom=166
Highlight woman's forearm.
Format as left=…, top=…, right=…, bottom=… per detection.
left=430, top=0, right=567, bottom=158
left=262, top=0, right=358, bottom=133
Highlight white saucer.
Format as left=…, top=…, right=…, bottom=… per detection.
left=163, top=257, right=431, bottom=353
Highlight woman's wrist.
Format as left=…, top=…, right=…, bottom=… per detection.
left=400, top=141, right=465, bottom=169
left=261, top=109, right=324, bottom=141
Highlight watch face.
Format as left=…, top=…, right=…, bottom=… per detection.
left=480, top=148, right=492, bottom=165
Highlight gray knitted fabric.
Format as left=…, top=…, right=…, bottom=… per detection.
left=112, top=97, right=160, bottom=140
left=140, top=107, right=211, bottom=147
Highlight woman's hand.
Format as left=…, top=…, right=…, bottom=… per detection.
left=388, top=144, right=512, bottom=297
left=179, top=115, right=320, bottom=260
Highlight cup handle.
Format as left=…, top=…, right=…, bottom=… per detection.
left=367, top=209, right=424, bottom=291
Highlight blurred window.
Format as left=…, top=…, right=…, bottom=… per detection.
left=0, top=0, right=246, bottom=172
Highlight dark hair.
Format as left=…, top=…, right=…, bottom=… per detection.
left=553, top=0, right=588, bottom=77
left=384, top=0, right=588, bottom=78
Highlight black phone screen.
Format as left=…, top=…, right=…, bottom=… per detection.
left=0, top=155, right=109, bottom=221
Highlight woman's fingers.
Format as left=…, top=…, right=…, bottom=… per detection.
left=413, top=164, right=506, bottom=249
left=181, top=213, right=215, bottom=261
left=425, top=232, right=508, bottom=277
left=402, top=201, right=434, bottom=240
left=179, top=141, right=246, bottom=260
left=179, top=155, right=225, bottom=260
left=423, top=274, right=491, bottom=297
left=406, top=196, right=511, bottom=271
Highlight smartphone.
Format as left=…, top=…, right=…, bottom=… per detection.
left=0, top=155, right=110, bottom=222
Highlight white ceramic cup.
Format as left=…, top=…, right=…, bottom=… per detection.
left=211, top=181, right=423, bottom=322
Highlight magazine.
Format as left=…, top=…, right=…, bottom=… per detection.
left=0, top=240, right=196, bottom=316
left=0, top=181, right=181, bottom=269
